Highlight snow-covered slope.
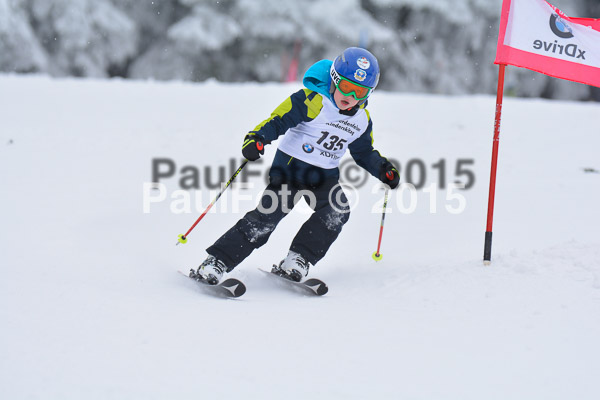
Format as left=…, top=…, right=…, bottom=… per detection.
left=1, top=75, right=599, bottom=399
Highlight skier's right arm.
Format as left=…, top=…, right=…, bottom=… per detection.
left=242, top=89, right=323, bottom=161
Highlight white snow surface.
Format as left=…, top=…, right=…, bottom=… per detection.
left=1, top=74, right=599, bottom=399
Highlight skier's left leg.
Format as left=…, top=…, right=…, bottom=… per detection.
left=281, top=181, right=350, bottom=278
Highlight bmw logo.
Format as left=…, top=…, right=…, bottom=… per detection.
left=550, top=13, right=574, bottom=39
left=302, top=143, right=314, bottom=153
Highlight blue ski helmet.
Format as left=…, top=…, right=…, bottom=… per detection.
left=330, top=47, right=380, bottom=105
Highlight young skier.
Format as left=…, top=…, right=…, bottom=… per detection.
left=196, top=47, right=399, bottom=284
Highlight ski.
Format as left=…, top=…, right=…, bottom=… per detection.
left=259, top=266, right=328, bottom=296
left=178, top=270, right=246, bottom=298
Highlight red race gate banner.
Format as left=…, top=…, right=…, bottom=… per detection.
left=495, top=0, right=600, bottom=88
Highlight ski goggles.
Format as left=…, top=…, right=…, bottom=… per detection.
left=330, top=67, right=373, bottom=101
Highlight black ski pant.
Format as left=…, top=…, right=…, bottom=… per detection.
left=206, top=178, right=350, bottom=270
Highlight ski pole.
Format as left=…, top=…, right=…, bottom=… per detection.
left=372, top=188, right=390, bottom=261
left=176, top=160, right=248, bottom=245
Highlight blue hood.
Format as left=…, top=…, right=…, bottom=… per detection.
left=302, top=59, right=334, bottom=105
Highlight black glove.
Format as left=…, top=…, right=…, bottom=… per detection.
left=242, top=134, right=265, bottom=161
left=379, top=161, right=400, bottom=189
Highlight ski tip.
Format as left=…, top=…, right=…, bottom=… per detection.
left=304, top=278, right=328, bottom=296
left=220, top=278, right=247, bottom=298
left=179, top=270, right=246, bottom=298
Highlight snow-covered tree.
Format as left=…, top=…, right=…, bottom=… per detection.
left=27, top=0, right=138, bottom=77
left=0, top=0, right=47, bottom=72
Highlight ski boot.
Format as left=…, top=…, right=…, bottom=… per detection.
left=275, top=251, right=310, bottom=282
left=191, top=255, right=226, bottom=285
